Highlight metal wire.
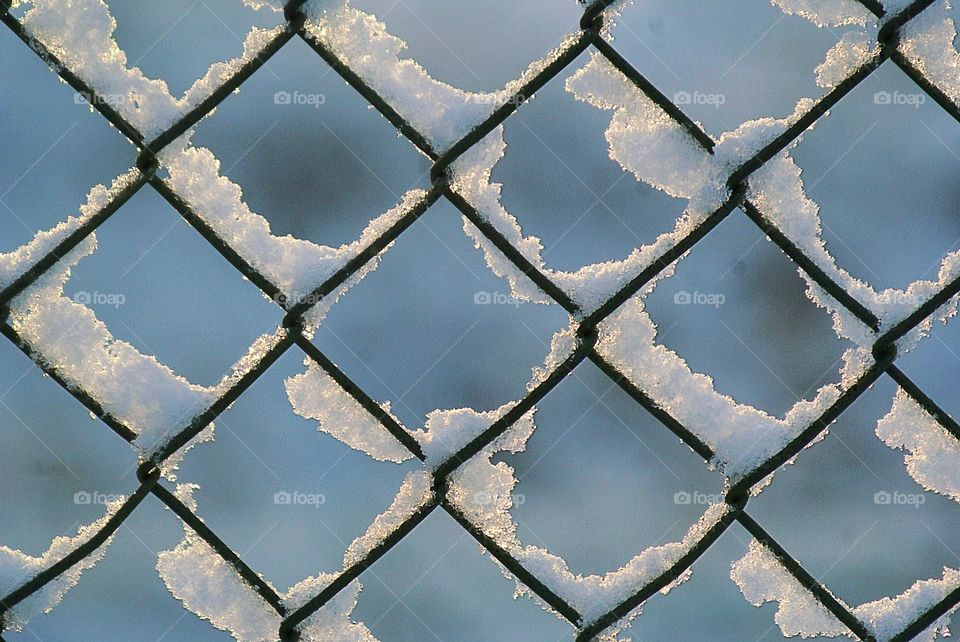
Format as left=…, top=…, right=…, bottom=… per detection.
left=2, top=0, right=960, bottom=639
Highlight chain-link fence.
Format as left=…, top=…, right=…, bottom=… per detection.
left=2, top=0, right=960, bottom=639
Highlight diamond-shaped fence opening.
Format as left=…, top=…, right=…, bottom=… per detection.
left=58, top=187, right=283, bottom=387
left=642, top=211, right=852, bottom=418
left=4, top=0, right=960, bottom=640
left=310, top=200, right=570, bottom=428
left=0, top=34, right=133, bottom=253
left=349, top=0, right=586, bottom=93
left=748, top=375, right=960, bottom=599
left=489, top=53, right=690, bottom=273
left=493, top=360, right=725, bottom=576
left=791, top=62, right=960, bottom=292
left=605, top=0, right=878, bottom=135
left=188, top=35, right=432, bottom=248
left=102, top=0, right=284, bottom=98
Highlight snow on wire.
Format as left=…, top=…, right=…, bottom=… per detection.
left=3, top=0, right=960, bottom=640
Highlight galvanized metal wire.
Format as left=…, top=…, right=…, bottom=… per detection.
left=2, top=0, right=960, bottom=639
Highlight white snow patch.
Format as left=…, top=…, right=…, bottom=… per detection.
left=898, top=1, right=960, bottom=104
left=449, top=423, right=732, bottom=628
left=453, top=48, right=832, bottom=314
left=5, top=233, right=214, bottom=452
left=732, top=539, right=960, bottom=640
left=1, top=215, right=293, bottom=462
left=161, top=145, right=425, bottom=329
left=304, top=2, right=678, bottom=311
left=436, top=389, right=730, bottom=633
left=342, top=471, right=433, bottom=568
left=412, top=403, right=527, bottom=467
left=158, top=484, right=380, bottom=642
left=772, top=0, right=876, bottom=27
left=18, top=0, right=283, bottom=138
left=750, top=152, right=960, bottom=351
left=817, top=31, right=879, bottom=88
left=732, top=539, right=853, bottom=638
left=300, top=1, right=587, bottom=149
left=285, top=574, right=378, bottom=642
left=596, top=295, right=867, bottom=480
left=285, top=357, right=413, bottom=463
left=565, top=54, right=721, bottom=208
left=0, top=171, right=140, bottom=289
left=1, top=498, right=125, bottom=632
left=877, top=388, right=960, bottom=503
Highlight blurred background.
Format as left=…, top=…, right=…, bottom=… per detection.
left=2, top=0, right=960, bottom=640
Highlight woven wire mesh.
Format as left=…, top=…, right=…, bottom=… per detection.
left=2, top=0, right=960, bottom=639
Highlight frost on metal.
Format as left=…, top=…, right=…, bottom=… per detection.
left=8, top=0, right=960, bottom=638
left=160, top=146, right=429, bottom=332
left=817, top=32, right=879, bottom=88
left=2, top=218, right=213, bottom=453
left=342, top=471, right=433, bottom=568
left=750, top=153, right=960, bottom=351
left=15, top=0, right=284, bottom=138
left=560, top=32, right=881, bottom=480
left=0, top=498, right=124, bottom=632
left=899, top=0, right=960, bottom=104
left=732, top=539, right=960, bottom=641
left=442, top=399, right=731, bottom=633
left=156, top=486, right=381, bottom=642
left=595, top=295, right=867, bottom=481
left=284, top=358, right=413, bottom=463
left=158, top=481, right=435, bottom=641
left=772, top=0, right=876, bottom=27
left=876, top=389, right=960, bottom=503
left=444, top=0, right=885, bottom=314
left=0, top=205, right=302, bottom=487
left=0, top=170, right=138, bottom=289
